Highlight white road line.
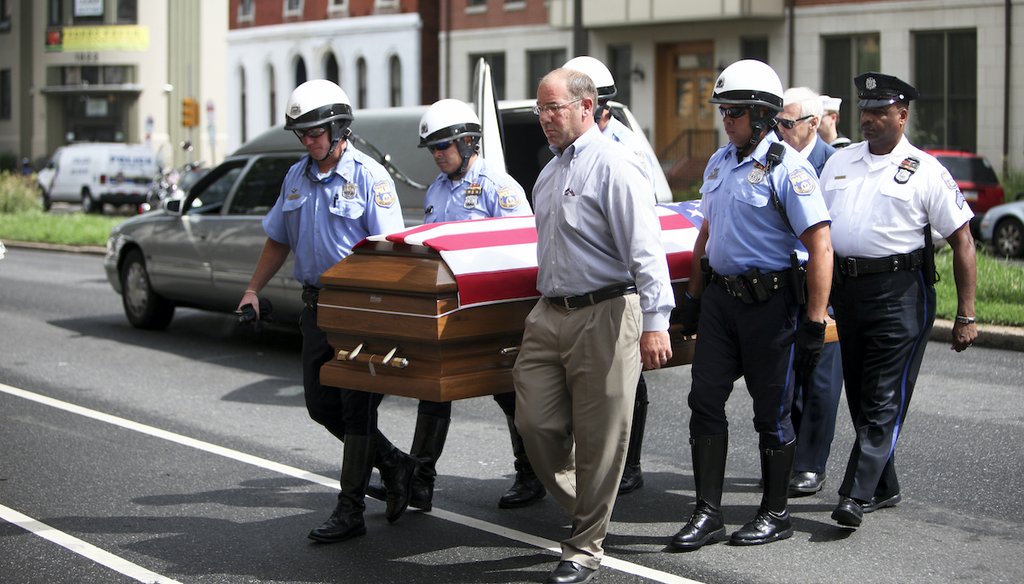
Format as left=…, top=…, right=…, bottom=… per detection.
left=1, top=382, right=704, bottom=584
left=0, top=503, right=183, bottom=584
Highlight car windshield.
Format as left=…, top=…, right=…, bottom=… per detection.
left=937, top=155, right=1000, bottom=185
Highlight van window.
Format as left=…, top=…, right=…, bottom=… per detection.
left=230, top=156, right=301, bottom=215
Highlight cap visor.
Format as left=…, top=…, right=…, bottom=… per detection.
left=858, top=98, right=898, bottom=109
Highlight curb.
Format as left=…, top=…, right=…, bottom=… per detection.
left=4, top=239, right=1022, bottom=353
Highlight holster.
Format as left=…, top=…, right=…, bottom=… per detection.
left=789, top=252, right=807, bottom=305
left=923, top=225, right=937, bottom=286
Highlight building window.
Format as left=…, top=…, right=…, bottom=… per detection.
left=238, top=0, right=255, bottom=22
left=327, top=0, right=348, bottom=17
left=0, top=0, right=11, bottom=33
left=325, top=53, right=339, bottom=84
left=240, top=67, right=248, bottom=143
left=73, top=0, right=105, bottom=24
left=284, top=0, right=303, bottom=18
left=740, top=37, right=768, bottom=64
left=116, top=0, right=137, bottom=24
left=389, top=55, right=402, bottom=107
left=294, top=57, right=307, bottom=88
left=913, top=29, right=977, bottom=151
left=469, top=52, right=505, bottom=100
left=356, top=57, right=367, bottom=108
left=822, top=34, right=880, bottom=141
left=375, top=0, right=399, bottom=14
left=527, top=49, right=566, bottom=98
left=466, top=0, right=487, bottom=14
left=607, top=45, right=632, bottom=106
left=505, top=0, right=526, bottom=11
left=0, top=69, right=11, bottom=120
left=48, top=0, right=63, bottom=26
left=267, top=65, right=276, bottom=126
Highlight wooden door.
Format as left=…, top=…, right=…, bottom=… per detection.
left=655, top=41, right=718, bottom=185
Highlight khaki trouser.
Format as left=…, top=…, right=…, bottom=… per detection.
left=512, top=295, right=641, bottom=569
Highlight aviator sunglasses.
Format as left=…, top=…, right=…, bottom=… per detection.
left=293, top=126, right=328, bottom=140
left=775, top=114, right=814, bottom=130
left=427, top=140, right=454, bottom=152
left=718, top=106, right=749, bottom=119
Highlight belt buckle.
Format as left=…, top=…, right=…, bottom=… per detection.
left=562, top=296, right=575, bottom=310
left=844, top=257, right=858, bottom=277
left=891, top=256, right=901, bottom=272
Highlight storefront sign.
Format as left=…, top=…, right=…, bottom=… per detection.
left=59, top=25, right=150, bottom=52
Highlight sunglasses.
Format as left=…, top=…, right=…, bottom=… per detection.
left=427, top=140, right=454, bottom=152
left=293, top=126, right=328, bottom=140
left=718, top=106, right=749, bottom=119
left=775, top=115, right=814, bottom=130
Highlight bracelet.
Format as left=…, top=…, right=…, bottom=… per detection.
left=244, top=288, right=258, bottom=295
left=955, top=315, right=976, bottom=325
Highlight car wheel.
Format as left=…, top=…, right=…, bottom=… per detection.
left=120, top=249, right=175, bottom=329
left=992, top=217, right=1024, bottom=258
left=81, top=189, right=97, bottom=214
left=40, top=189, right=52, bottom=212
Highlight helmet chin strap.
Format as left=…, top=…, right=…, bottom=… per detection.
left=738, top=107, right=776, bottom=158
left=318, top=125, right=351, bottom=163
left=448, top=137, right=479, bottom=180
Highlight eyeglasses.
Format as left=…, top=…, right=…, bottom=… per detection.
left=427, top=140, right=454, bottom=153
left=718, top=106, right=749, bottom=119
left=532, top=98, right=583, bottom=116
left=775, top=115, right=814, bottom=130
left=293, top=126, right=328, bottom=140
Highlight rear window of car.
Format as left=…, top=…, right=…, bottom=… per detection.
left=936, top=155, right=999, bottom=185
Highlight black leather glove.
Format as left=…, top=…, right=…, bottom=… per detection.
left=678, top=292, right=701, bottom=336
left=793, top=318, right=826, bottom=387
left=237, top=297, right=274, bottom=331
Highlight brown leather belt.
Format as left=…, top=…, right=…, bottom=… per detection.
left=546, top=283, right=637, bottom=310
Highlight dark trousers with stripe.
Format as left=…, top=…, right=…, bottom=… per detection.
left=688, top=284, right=798, bottom=446
left=791, top=332, right=844, bottom=474
left=831, top=270, right=935, bottom=503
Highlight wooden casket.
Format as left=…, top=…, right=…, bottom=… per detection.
left=318, top=203, right=835, bottom=402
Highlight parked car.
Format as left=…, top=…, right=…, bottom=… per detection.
left=926, top=149, right=1005, bottom=235
left=979, top=199, right=1024, bottom=258
left=36, top=142, right=161, bottom=214
left=105, top=100, right=671, bottom=330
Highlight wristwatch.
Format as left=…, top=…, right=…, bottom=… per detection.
left=955, top=315, right=976, bottom=325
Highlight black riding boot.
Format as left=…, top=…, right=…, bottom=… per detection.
left=308, top=434, right=372, bottom=543
left=730, top=436, right=796, bottom=546
left=407, top=413, right=450, bottom=511
left=669, top=434, right=728, bottom=551
left=498, top=415, right=546, bottom=509
left=370, top=430, right=418, bottom=523
left=618, top=390, right=648, bottom=496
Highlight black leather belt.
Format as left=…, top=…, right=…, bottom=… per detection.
left=837, top=249, right=924, bottom=277
left=546, top=283, right=637, bottom=310
left=301, top=286, right=320, bottom=310
left=710, top=269, right=790, bottom=304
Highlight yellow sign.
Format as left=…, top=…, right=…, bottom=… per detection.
left=62, top=25, right=149, bottom=52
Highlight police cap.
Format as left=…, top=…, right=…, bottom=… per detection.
left=854, top=72, right=920, bottom=109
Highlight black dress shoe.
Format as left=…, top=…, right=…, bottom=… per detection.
left=789, top=471, right=825, bottom=496
left=729, top=507, right=793, bottom=546
left=617, top=464, right=644, bottom=496
left=668, top=502, right=727, bottom=551
left=307, top=506, right=366, bottom=543
left=365, top=482, right=386, bottom=501
left=860, top=492, right=901, bottom=513
left=831, top=496, right=864, bottom=527
left=498, top=472, right=546, bottom=508
left=546, top=560, right=597, bottom=584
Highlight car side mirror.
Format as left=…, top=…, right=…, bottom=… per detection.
left=163, top=198, right=182, bottom=214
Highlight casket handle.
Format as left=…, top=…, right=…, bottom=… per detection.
left=500, top=346, right=520, bottom=356
left=336, top=343, right=409, bottom=371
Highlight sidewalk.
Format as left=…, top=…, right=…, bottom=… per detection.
left=4, top=238, right=1023, bottom=352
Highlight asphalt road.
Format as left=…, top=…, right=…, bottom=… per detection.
left=1, top=248, right=1022, bottom=584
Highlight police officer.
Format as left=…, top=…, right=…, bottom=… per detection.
left=777, top=86, right=844, bottom=497
left=669, top=60, right=833, bottom=550
left=237, top=79, right=417, bottom=543
left=820, top=72, right=977, bottom=528
left=368, top=99, right=542, bottom=512
left=818, top=95, right=852, bottom=148
left=561, top=55, right=659, bottom=497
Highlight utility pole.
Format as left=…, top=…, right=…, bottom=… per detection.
left=573, top=0, right=587, bottom=57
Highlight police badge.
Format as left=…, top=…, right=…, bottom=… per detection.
left=465, top=183, right=482, bottom=208
left=748, top=162, right=765, bottom=184
left=342, top=182, right=357, bottom=199
left=894, top=157, right=919, bottom=185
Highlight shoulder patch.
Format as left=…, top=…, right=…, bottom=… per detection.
left=373, top=181, right=396, bottom=208
left=498, top=186, right=521, bottom=210
left=941, top=170, right=958, bottom=191
left=788, top=168, right=816, bottom=195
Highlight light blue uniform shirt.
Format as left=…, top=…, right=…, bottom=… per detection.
left=533, top=126, right=674, bottom=332
left=700, top=132, right=830, bottom=276
left=263, top=144, right=405, bottom=288
left=602, top=116, right=658, bottom=200
left=424, top=157, right=531, bottom=223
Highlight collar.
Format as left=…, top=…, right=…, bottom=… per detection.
left=799, top=134, right=819, bottom=158
left=849, top=135, right=911, bottom=169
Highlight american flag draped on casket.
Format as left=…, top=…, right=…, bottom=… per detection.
left=316, top=202, right=704, bottom=401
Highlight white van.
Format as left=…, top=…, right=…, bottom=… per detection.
left=37, top=143, right=161, bottom=214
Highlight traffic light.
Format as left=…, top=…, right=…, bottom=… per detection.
left=182, top=97, right=199, bottom=128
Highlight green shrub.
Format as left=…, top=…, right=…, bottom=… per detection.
left=0, top=171, right=42, bottom=213
left=0, top=153, right=17, bottom=173
left=1002, top=167, right=1024, bottom=202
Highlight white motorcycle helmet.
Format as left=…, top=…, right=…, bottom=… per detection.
left=563, top=56, right=617, bottom=101
left=419, top=99, right=482, bottom=178
left=710, top=60, right=784, bottom=149
left=285, top=79, right=354, bottom=159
